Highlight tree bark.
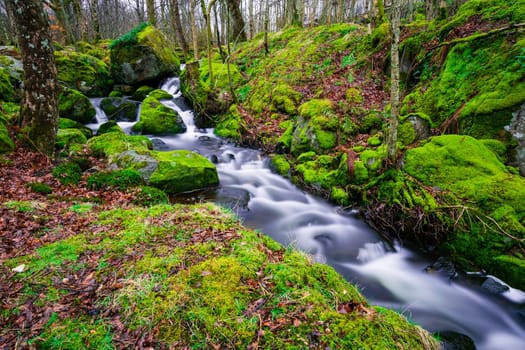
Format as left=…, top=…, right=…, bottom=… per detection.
left=147, top=0, right=156, bottom=25
left=90, top=0, right=100, bottom=41
left=9, top=0, right=59, bottom=156
left=190, top=0, right=199, bottom=60
left=387, top=0, right=401, bottom=162
left=224, top=0, right=247, bottom=42
left=170, top=0, right=189, bottom=56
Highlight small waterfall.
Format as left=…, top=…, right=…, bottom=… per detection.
left=85, top=97, right=108, bottom=132
left=356, top=241, right=389, bottom=263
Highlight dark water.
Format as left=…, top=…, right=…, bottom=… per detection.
left=89, top=78, right=525, bottom=349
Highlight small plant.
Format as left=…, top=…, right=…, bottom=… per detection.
left=341, top=53, right=357, bottom=68
left=69, top=203, right=94, bottom=214
left=87, top=169, right=143, bottom=190
left=52, top=162, right=82, bottom=186
left=132, top=186, right=169, bottom=206
left=5, top=200, right=34, bottom=212
left=26, top=182, right=52, bottom=195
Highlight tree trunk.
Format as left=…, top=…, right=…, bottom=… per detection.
left=90, top=0, right=100, bottom=41
left=147, top=0, right=156, bottom=25
left=190, top=0, right=199, bottom=60
left=9, top=0, right=59, bottom=156
left=387, top=0, right=401, bottom=162
left=224, top=0, right=247, bottom=42
left=136, top=0, right=145, bottom=22
left=170, top=0, right=189, bottom=56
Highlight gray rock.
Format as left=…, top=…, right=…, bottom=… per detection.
left=481, top=277, right=510, bottom=295
left=505, top=103, right=525, bottom=176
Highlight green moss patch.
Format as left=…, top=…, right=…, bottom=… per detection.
left=404, top=135, right=525, bottom=288
left=148, top=150, right=219, bottom=194
left=133, top=91, right=186, bottom=135
left=87, top=131, right=153, bottom=159
left=0, top=202, right=437, bottom=348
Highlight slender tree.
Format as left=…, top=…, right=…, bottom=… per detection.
left=224, top=0, right=247, bottom=42
left=9, top=0, right=59, bottom=156
left=147, top=0, right=156, bottom=25
left=171, top=0, right=189, bottom=56
left=387, top=0, right=401, bottom=161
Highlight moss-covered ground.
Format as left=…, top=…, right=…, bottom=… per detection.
left=0, top=145, right=438, bottom=349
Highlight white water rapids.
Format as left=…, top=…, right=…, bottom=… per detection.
left=88, top=77, right=525, bottom=349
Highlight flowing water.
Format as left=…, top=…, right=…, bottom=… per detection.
left=89, top=77, right=525, bottom=349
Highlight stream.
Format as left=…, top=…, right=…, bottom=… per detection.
left=88, top=77, right=525, bottom=350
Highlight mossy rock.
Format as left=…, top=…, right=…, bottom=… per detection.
left=87, top=131, right=153, bottom=159
left=296, top=153, right=351, bottom=190
left=96, top=121, right=123, bottom=135
left=58, top=117, right=92, bottom=135
left=56, top=128, right=88, bottom=150
left=291, top=99, right=337, bottom=156
left=100, top=97, right=139, bottom=122
left=55, top=49, right=112, bottom=97
left=215, top=104, right=243, bottom=140
left=404, top=135, right=525, bottom=287
left=110, top=24, right=180, bottom=85
left=345, top=87, right=363, bottom=104
left=58, top=87, right=96, bottom=124
left=271, top=83, right=302, bottom=114
left=52, top=162, right=83, bottom=186
left=0, top=67, right=17, bottom=102
left=398, top=113, right=431, bottom=146
left=87, top=169, right=143, bottom=190
left=414, top=36, right=525, bottom=139
left=148, top=150, right=219, bottom=194
left=0, top=118, right=14, bottom=154
left=132, top=85, right=155, bottom=101
left=269, top=154, right=291, bottom=177
left=132, top=91, right=186, bottom=135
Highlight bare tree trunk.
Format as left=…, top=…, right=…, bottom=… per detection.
left=224, top=0, right=247, bottom=42
left=90, top=0, right=100, bottom=41
left=264, top=0, right=269, bottom=54
left=147, top=0, right=156, bottom=25
left=136, top=0, right=145, bottom=21
left=387, top=0, right=401, bottom=162
left=248, top=0, right=254, bottom=38
left=171, top=0, right=189, bottom=56
left=190, top=0, right=199, bottom=60
left=3, top=0, right=18, bottom=44
left=9, top=0, right=59, bottom=156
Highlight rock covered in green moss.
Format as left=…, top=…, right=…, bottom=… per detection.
left=0, top=67, right=16, bottom=102
left=215, top=104, right=243, bottom=140
left=404, top=135, right=525, bottom=288
left=398, top=113, right=431, bottom=146
left=55, top=49, right=111, bottom=97
left=269, top=154, right=291, bottom=177
left=56, top=128, right=88, bottom=150
left=96, top=121, right=122, bottom=135
left=271, top=83, right=302, bottom=114
left=58, top=87, right=96, bottom=124
left=133, top=90, right=186, bottom=135
left=291, top=99, right=338, bottom=156
left=110, top=24, right=180, bottom=85
left=114, top=149, right=219, bottom=194
left=0, top=117, right=14, bottom=154
left=58, top=118, right=93, bottom=139
left=87, top=131, right=152, bottom=160
left=148, top=150, right=219, bottom=194
left=296, top=152, right=351, bottom=190
left=132, top=85, right=155, bottom=101
left=100, top=97, right=138, bottom=122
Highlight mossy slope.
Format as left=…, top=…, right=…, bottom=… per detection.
left=1, top=203, right=438, bottom=349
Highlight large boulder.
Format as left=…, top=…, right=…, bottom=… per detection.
left=54, top=49, right=112, bottom=97
left=290, top=99, right=338, bottom=156
left=100, top=97, right=139, bottom=122
left=132, top=89, right=186, bottom=135
left=58, top=87, right=96, bottom=124
left=110, top=24, right=180, bottom=86
left=114, top=149, right=219, bottom=194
